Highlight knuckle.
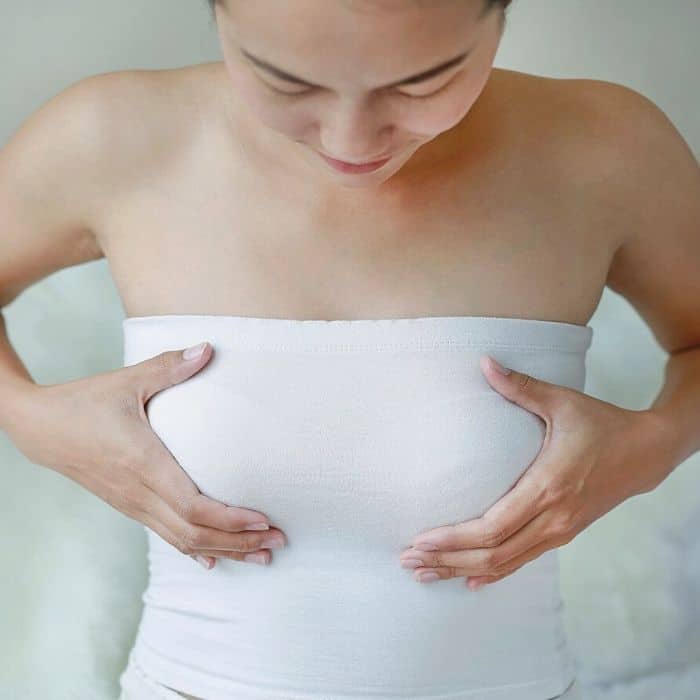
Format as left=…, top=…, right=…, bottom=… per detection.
left=173, top=537, right=192, bottom=555
left=160, top=530, right=182, bottom=552
left=516, top=373, right=537, bottom=392
left=181, top=492, right=205, bottom=520
left=155, top=351, right=172, bottom=371
left=251, top=534, right=275, bottom=551
left=153, top=351, right=179, bottom=382
left=480, top=523, right=506, bottom=548
left=525, top=475, right=550, bottom=504
left=541, top=481, right=565, bottom=507
left=229, top=535, right=255, bottom=552
left=173, top=493, right=198, bottom=521
left=548, top=511, right=574, bottom=538
left=481, top=548, right=501, bottom=569
left=176, top=527, right=201, bottom=554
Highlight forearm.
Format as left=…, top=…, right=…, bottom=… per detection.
left=646, top=344, right=700, bottom=470
left=0, top=309, right=39, bottom=432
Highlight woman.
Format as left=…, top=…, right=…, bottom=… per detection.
left=1, top=0, right=699, bottom=698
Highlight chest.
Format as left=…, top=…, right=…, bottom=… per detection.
left=99, top=124, right=615, bottom=324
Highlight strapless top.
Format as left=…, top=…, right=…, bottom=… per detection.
left=121, top=314, right=593, bottom=700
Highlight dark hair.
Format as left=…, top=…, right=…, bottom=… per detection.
left=206, top=0, right=512, bottom=16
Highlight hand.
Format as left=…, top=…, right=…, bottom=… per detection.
left=5, top=341, right=287, bottom=570
left=398, top=355, right=675, bottom=590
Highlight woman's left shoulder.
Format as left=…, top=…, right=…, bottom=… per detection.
left=526, top=71, right=689, bottom=182
left=532, top=72, right=700, bottom=354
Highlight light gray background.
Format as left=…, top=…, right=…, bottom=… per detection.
left=2, top=1, right=699, bottom=698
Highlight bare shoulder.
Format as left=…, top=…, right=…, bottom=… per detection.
left=63, top=63, right=220, bottom=193
left=554, top=76, right=700, bottom=351
left=488, top=67, right=671, bottom=175
left=0, top=64, right=220, bottom=306
left=32, top=62, right=225, bottom=250
left=493, top=69, right=700, bottom=352
left=489, top=68, right=689, bottom=240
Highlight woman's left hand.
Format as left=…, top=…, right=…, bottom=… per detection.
left=398, top=355, right=677, bottom=590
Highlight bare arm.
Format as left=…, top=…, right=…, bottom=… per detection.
left=0, top=76, right=107, bottom=427
left=0, top=72, right=287, bottom=568
left=599, top=81, right=700, bottom=470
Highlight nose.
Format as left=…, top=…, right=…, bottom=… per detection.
left=319, top=97, right=392, bottom=163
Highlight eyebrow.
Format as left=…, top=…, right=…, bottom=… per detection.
left=240, top=47, right=474, bottom=90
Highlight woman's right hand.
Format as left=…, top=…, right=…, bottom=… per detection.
left=5, top=341, right=286, bottom=570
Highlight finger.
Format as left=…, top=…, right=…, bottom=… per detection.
left=403, top=508, right=553, bottom=578
left=134, top=499, right=218, bottom=565
left=466, top=534, right=559, bottom=587
left=134, top=429, right=272, bottom=533
left=66, top=460, right=275, bottom=565
left=130, top=501, right=272, bottom=568
left=135, top=343, right=214, bottom=405
left=169, top=489, right=272, bottom=534
left=480, top=355, right=560, bottom=420
left=140, top=490, right=286, bottom=554
left=411, top=469, right=548, bottom=553
left=194, top=548, right=272, bottom=565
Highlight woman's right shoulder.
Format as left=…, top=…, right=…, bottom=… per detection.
left=12, top=65, right=212, bottom=189
left=47, top=67, right=202, bottom=180
left=0, top=67, right=203, bottom=303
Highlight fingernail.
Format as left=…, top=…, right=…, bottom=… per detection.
left=195, top=555, right=213, bottom=569
left=261, top=536, right=285, bottom=549
left=413, top=542, right=439, bottom=551
left=183, top=342, right=208, bottom=360
left=244, top=552, right=269, bottom=565
left=401, top=559, right=423, bottom=569
left=468, top=579, right=485, bottom=590
left=488, top=356, right=511, bottom=375
left=244, top=522, right=270, bottom=531
left=417, top=571, right=440, bottom=583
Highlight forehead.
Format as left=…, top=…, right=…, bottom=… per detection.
left=338, top=0, right=467, bottom=11
left=224, top=0, right=487, bottom=83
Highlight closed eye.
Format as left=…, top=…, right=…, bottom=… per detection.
left=257, top=63, right=466, bottom=101
left=397, top=70, right=463, bottom=99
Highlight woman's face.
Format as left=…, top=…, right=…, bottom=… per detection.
left=215, top=0, right=506, bottom=189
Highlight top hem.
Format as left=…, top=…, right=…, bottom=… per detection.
left=122, top=313, right=593, bottom=353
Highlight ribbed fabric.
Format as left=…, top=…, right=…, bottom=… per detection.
left=117, top=647, right=584, bottom=700
left=120, top=314, right=593, bottom=700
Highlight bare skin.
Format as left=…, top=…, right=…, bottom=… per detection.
left=13, top=62, right=618, bottom=700
left=3, top=5, right=700, bottom=700
left=98, top=62, right=613, bottom=327
left=101, top=65, right=614, bottom=700
left=143, top=73, right=592, bottom=700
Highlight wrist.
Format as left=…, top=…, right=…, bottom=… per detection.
left=0, top=380, right=42, bottom=435
left=638, top=408, right=683, bottom=483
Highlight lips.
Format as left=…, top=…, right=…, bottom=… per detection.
left=318, top=152, right=392, bottom=174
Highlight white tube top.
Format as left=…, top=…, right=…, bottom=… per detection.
left=121, top=314, right=593, bottom=700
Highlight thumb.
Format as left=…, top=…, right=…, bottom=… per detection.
left=480, top=354, right=558, bottom=418
left=137, top=341, right=212, bottom=404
